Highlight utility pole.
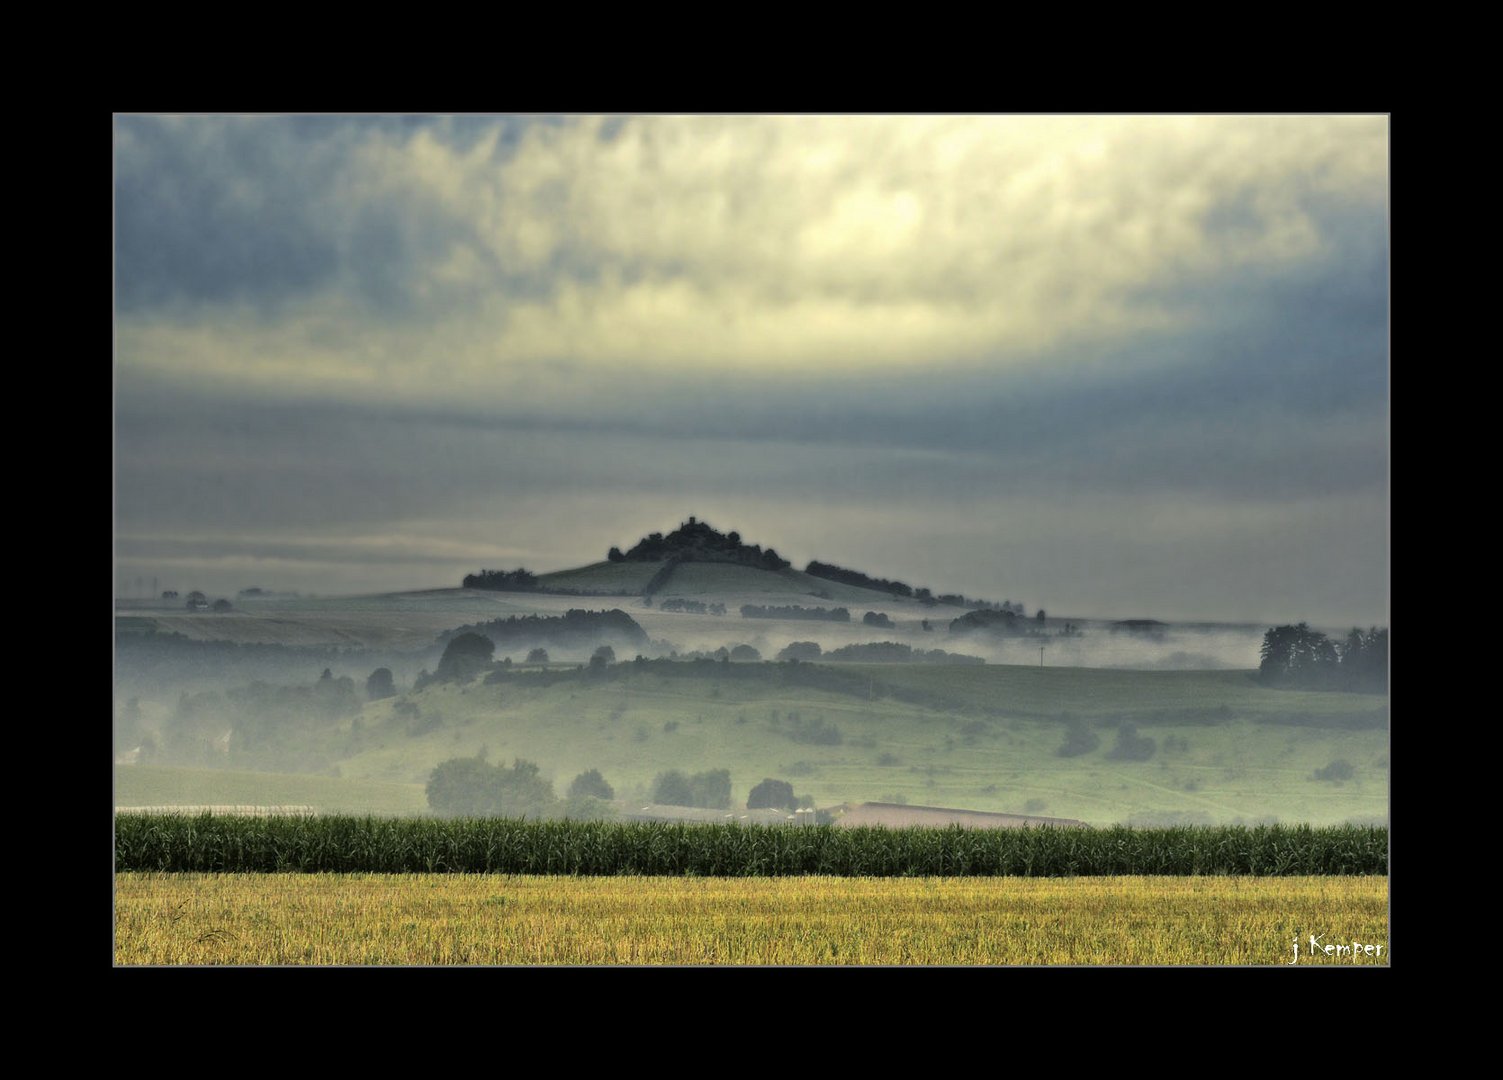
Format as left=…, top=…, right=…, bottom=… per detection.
left=1040, top=645, right=1045, bottom=669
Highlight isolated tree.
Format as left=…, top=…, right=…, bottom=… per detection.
left=436, top=632, right=495, bottom=683
left=526, top=647, right=549, bottom=664
left=590, top=645, right=616, bottom=671
left=426, top=756, right=557, bottom=817
left=366, top=668, right=396, bottom=701
left=1056, top=717, right=1100, bottom=758
left=650, top=767, right=733, bottom=809
left=729, top=644, right=761, bottom=662
left=1107, top=723, right=1157, bottom=762
left=690, top=768, right=732, bottom=809
left=568, top=768, right=615, bottom=801
left=652, top=769, right=695, bottom=806
left=426, top=757, right=504, bottom=816
left=747, top=778, right=797, bottom=810
left=494, top=758, right=557, bottom=817
left=777, top=641, right=822, bottom=662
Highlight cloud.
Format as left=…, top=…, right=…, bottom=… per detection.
left=116, top=114, right=1388, bottom=402
left=113, top=115, right=1389, bottom=624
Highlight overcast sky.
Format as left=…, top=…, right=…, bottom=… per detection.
left=114, top=114, right=1388, bottom=626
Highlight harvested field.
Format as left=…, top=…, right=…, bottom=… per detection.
left=113, top=873, right=1390, bottom=966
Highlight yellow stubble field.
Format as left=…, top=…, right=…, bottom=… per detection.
left=114, top=873, right=1388, bottom=966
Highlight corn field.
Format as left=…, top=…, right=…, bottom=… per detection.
left=114, top=814, right=1388, bottom=876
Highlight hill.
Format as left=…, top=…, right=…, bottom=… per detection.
left=535, top=560, right=666, bottom=595
left=535, top=556, right=902, bottom=604
left=153, top=659, right=1383, bottom=827
left=505, top=516, right=920, bottom=604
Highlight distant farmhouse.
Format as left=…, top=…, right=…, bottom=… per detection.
left=623, top=804, right=816, bottom=826
left=833, top=802, right=1088, bottom=829
left=621, top=801, right=1086, bottom=829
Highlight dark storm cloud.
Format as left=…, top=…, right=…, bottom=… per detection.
left=114, top=115, right=538, bottom=314
left=114, top=179, right=1386, bottom=566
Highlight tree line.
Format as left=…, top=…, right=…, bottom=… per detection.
left=462, top=568, right=539, bottom=591
left=820, top=642, right=985, bottom=665
left=805, top=560, right=916, bottom=597
left=427, top=757, right=617, bottom=819
left=440, top=609, right=650, bottom=652
left=1258, top=624, right=1388, bottom=693
left=949, top=608, right=1051, bottom=638
left=658, top=598, right=727, bottom=615
left=741, top=604, right=851, bottom=622
left=803, top=559, right=1024, bottom=612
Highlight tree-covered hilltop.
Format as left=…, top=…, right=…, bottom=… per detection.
left=608, top=516, right=791, bottom=571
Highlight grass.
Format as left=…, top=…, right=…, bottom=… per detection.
left=536, top=560, right=666, bottom=593
left=113, top=873, right=1389, bottom=965
left=658, top=562, right=895, bottom=602
left=329, top=664, right=1388, bottom=825
left=855, top=663, right=1385, bottom=720
left=115, top=765, right=427, bottom=816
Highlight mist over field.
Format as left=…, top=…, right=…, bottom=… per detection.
left=114, top=115, right=1388, bottom=831
left=114, top=566, right=1389, bottom=828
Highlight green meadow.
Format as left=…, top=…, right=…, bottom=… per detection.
left=122, top=660, right=1386, bottom=826
left=115, top=764, right=427, bottom=816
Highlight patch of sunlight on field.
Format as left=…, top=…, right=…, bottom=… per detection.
left=114, top=874, right=1387, bottom=966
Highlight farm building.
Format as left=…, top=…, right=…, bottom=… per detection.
left=622, top=804, right=815, bottom=826
left=833, top=802, right=1088, bottom=829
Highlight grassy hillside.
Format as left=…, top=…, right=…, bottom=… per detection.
left=852, top=665, right=1386, bottom=721
left=656, top=562, right=896, bottom=603
left=534, top=558, right=901, bottom=604
left=536, top=561, right=667, bottom=594
left=126, top=590, right=552, bottom=649
left=324, top=662, right=1387, bottom=827
left=115, top=764, right=427, bottom=815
